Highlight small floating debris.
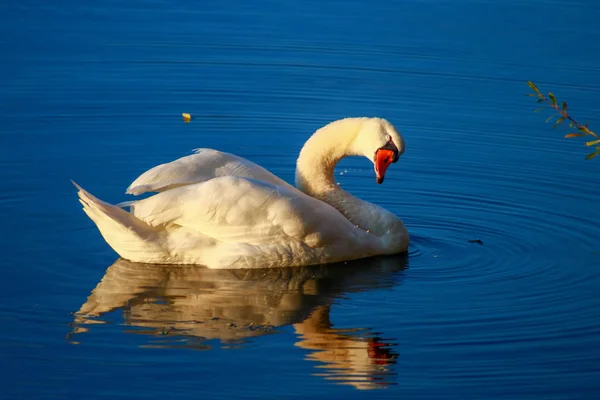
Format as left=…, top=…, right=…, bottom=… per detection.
left=159, top=327, right=172, bottom=335
left=182, top=113, right=192, bottom=122
left=468, top=239, right=484, bottom=245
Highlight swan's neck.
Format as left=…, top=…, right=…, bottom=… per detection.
left=296, top=118, right=365, bottom=196
left=295, top=119, right=407, bottom=250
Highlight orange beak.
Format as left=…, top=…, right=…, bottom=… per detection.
left=374, top=149, right=395, bottom=184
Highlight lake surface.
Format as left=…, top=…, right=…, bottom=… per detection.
left=2, top=0, right=600, bottom=398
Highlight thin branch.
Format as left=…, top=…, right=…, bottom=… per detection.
left=527, top=81, right=599, bottom=159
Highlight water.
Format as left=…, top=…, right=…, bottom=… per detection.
left=2, top=0, right=600, bottom=398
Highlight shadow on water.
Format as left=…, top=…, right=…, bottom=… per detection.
left=69, top=254, right=408, bottom=390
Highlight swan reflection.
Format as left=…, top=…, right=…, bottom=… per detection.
left=72, top=255, right=407, bottom=389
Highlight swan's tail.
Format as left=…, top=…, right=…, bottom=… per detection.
left=73, top=181, right=165, bottom=262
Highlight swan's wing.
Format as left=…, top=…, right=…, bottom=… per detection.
left=130, top=176, right=375, bottom=266
left=126, top=149, right=292, bottom=196
left=132, top=176, right=340, bottom=239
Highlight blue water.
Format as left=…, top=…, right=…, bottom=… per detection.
left=2, top=0, right=600, bottom=398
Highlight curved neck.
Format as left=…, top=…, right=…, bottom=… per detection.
left=295, top=119, right=403, bottom=240
left=295, top=118, right=366, bottom=196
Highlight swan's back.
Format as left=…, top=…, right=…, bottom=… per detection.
left=126, top=149, right=293, bottom=195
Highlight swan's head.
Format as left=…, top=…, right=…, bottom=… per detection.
left=352, top=118, right=405, bottom=184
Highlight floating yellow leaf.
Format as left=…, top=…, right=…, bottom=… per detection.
left=182, top=113, right=192, bottom=122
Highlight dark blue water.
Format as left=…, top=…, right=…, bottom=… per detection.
left=2, top=0, right=600, bottom=398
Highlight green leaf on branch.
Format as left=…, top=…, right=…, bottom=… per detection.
left=548, top=92, right=557, bottom=106
left=545, top=115, right=555, bottom=123
left=553, top=117, right=566, bottom=128
left=577, top=125, right=589, bottom=132
left=527, top=81, right=541, bottom=94
left=585, top=139, right=600, bottom=147
left=565, top=133, right=586, bottom=138
left=585, top=150, right=600, bottom=160
left=562, top=101, right=567, bottom=111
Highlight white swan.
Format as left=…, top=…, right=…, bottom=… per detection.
left=74, top=117, right=409, bottom=268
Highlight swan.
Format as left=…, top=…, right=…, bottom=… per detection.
left=74, top=117, right=409, bottom=268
